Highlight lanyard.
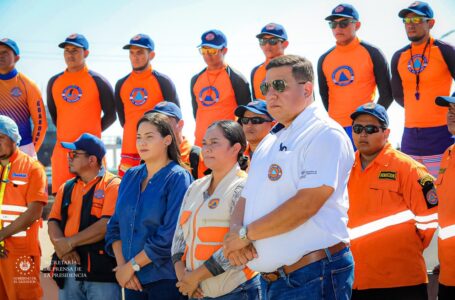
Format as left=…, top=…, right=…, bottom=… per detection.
left=0, top=163, right=11, bottom=247
left=410, top=38, right=431, bottom=100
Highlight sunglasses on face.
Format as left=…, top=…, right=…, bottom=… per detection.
left=199, top=47, right=219, bottom=55
left=352, top=124, right=386, bottom=135
left=258, top=38, right=284, bottom=46
left=328, top=19, right=357, bottom=29
left=260, top=79, right=307, bottom=95
left=402, top=17, right=430, bottom=24
left=67, top=151, right=89, bottom=159
left=239, top=116, right=272, bottom=125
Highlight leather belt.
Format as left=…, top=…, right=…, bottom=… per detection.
left=261, top=242, right=348, bottom=283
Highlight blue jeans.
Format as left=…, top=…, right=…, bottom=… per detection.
left=125, top=279, right=186, bottom=300
left=190, top=275, right=262, bottom=300
left=59, top=265, right=121, bottom=300
left=261, top=247, right=354, bottom=300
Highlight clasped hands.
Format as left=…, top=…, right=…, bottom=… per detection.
left=53, top=237, right=80, bottom=264
left=223, top=226, right=257, bottom=267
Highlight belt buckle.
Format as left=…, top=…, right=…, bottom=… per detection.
left=261, top=271, right=280, bottom=283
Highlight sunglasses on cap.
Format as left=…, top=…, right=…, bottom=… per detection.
left=199, top=47, right=219, bottom=55
left=352, top=124, right=386, bottom=135
left=260, top=79, right=307, bottom=95
left=402, top=17, right=431, bottom=24
left=258, top=38, right=284, bottom=46
left=68, top=151, right=89, bottom=159
left=328, top=19, right=357, bottom=29
left=239, top=116, right=272, bottom=125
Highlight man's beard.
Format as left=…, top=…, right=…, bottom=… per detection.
left=133, top=63, right=149, bottom=72
left=408, top=34, right=426, bottom=43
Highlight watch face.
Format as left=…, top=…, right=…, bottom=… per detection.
left=239, top=227, right=247, bottom=239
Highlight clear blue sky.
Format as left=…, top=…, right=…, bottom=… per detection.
left=2, top=0, right=454, bottom=152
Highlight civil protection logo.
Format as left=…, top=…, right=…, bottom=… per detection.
left=205, top=33, right=215, bottom=41
left=265, top=23, right=277, bottom=30
left=332, top=66, right=354, bottom=86
left=133, top=34, right=142, bottom=41
left=62, top=85, right=82, bottom=103
left=407, top=54, right=428, bottom=74
left=199, top=86, right=220, bottom=107
left=268, top=164, right=283, bottom=181
left=10, top=87, right=22, bottom=97
left=94, top=189, right=105, bottom=199
left=129, top=88, right=148, bottom=106
left=208, top=198, right=220, bottom=209
left=426, top=187, right=438, bottom=205
left=334, top=5, right=345, bottom=13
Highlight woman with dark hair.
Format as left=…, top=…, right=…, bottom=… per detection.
left=106, top=113, right=193, bottom=299
left=172, top=120, right=261, bottom=300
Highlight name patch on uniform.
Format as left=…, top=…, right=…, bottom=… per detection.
left=208, top=198, right=220, bottom=209
left=332, top=66, right=354, bottom=86
left=10, top=87, right=22, bottom=97
left=129, top=88, right=148, bottom=106
left=268, top=164, right=282, bottom=181
left=12, top=172, right=27, bottom=178
left=94, top=189, right=105, bottom=199
left=199, top=86, right=220, bottom=107
left=62, top=85, right=83, bottom=103
left=378, top=171, right=396, bottom=180
left=438, top=168, right=446, bottom=175
left=418, top=175, right=438, bottom=208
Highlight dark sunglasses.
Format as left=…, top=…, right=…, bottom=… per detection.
left=239, top=116, right=272, bottom=125
left=258, top=38, right=284, bottom=46
left=260, top=79, right=307, bottom=95
left=352, top=124, right=386, bottom=135
left=328, top=19, right=357, bottom=29
left=68, top=151, right=89, bottom=159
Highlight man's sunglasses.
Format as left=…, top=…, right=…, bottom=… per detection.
left=260, top=79, right=307, bottom=95
left=68, top=151, right=89, bottom=159
left=239, top=116, right=272, bottom=125
left=199, top=47, right=219, bottom=55
left=352, top=124, right=386, bottom=135
left=402, top=17, right=431, bottom=24
left=328, top=19, right=357, bottom=29
left=258, top=38, right=284, bottom=46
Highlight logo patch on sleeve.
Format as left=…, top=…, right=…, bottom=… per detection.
left=378, top=171, right=396, bottom=180
left=418, top=175, right=438, bottom=208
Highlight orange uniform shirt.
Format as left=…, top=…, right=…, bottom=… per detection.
left=0, top=71, right=47, bottom=150
left=251, top=62, right=267, bottom=100
left=0, top=149, right=47, bottom=256
left=348, top=143, right=438, bottom=289
left=436, top=144, right=455, bottom=286
left=391, top=38, right=454, bottom=128
left=192, top=68, right=238, bottom=146
left=49, top=171, right=120, bottom=237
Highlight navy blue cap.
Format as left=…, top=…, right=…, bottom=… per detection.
left=61, top=133, right=106, bottom=161
left=58, top=33, right=89, bottom=50
left=198, top=30, right=227, bottom=49
left=123, top=34, right=154, bottom=51
left=399, top=1, right=433, bottom=18
left=325, top=3, right=360, bottom=21
left=435, top=92, right=455, bottom=107
left=350, top=103, right=389, bottom=127
left=0, top=38, right=19, bottom=56
left=234, top=100, right=274, bottom=120
left=256, top=23, right=288, bottom=40
left=148, top=101, right=182, bottom=120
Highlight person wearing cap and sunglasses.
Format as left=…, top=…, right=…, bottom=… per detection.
left=0, top=115, right=48, bottom=299
left=48, top=133, right=121, bottom=299
left=251, top=23, right=289, bottom=100
left=224, top=55, right=355, bottom=299
left=47, top=33, right=116, bottom=194
left=391, top=1, right=455, bottom=178
left=115, top=34, right=180, bottom=177
left=234, top=100, right=275, bottom=161
left=433, top=92, right=455, bottom=300
left=318, top=4, right=393, bottom=146
left=348, top=103, right=438, bottom=300
left=191, top=29, right=251, bottom=147
left=0, top=38, right=47, bottom=158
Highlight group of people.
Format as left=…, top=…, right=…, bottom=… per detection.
left=0, top=1, right=454, bottom=300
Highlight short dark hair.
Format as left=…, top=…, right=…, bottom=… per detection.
left=208, top=120, right=248, bottom=170
left=265, top=54, right=314, bottom=83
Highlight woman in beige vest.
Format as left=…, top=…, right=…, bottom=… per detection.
left=172, top=120, right=261, bottom=299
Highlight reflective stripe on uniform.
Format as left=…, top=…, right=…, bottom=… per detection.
left=439, top=225, right=455, bottom=240
left=0, top=204, right=27, bottom=213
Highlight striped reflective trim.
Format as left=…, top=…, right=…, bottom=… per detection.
left=415, top=213, right=438, bottom=223
left=0, top=214, right=18, bottom=221
left=349, top=210, right=415, bottom=240
left=416, top=222, right=438, bottom=230
left=0, top=205, right=27, bottom=213
left=2, top=222, right=26, bottom=237
left=439, top=225, right=455, bottom=240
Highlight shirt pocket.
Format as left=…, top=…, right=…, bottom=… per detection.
left=90, top=198, right=104, bottom=218
left=368, top=180, right=400, bottom=214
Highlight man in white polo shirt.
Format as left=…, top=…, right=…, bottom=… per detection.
left=224, top=55, right=355, bottom=299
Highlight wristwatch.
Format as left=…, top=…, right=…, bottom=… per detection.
left=130, top=258, right=140, bottom=272
left=238, top=225, right=248, bottom=240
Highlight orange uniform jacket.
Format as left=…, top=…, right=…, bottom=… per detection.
left=436, top=144, right=455, bottom=286
left=318, top=38, right=393, bottom=127
left=348, top=143, right=438, bottom=289
left=0, top=71, right=47, bottom=150
left=391, top=38, right=455, bottom=128
left=250, top=62, right=267, bottom=100
left=191, top=66, right=251, bottom=146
